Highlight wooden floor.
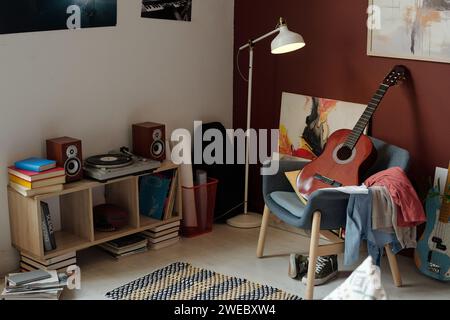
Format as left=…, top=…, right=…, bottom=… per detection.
left=8, top=224, right=450, bottom=300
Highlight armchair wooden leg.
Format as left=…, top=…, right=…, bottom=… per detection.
left=256, top=206, right=271, bottom=258
left=305, top=211, right=321, bottom=300
left=385, top=244, right=402, bottom=287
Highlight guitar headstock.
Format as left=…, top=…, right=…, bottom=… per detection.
left=383, top=65, right=407, bottom=87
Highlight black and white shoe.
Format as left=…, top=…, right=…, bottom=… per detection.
left=288, top=254, right=308, bottom=279
left=301, top=255, right=338, bottom=286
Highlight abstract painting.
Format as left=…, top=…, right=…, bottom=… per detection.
left=278, top=92, right=367, bottom=161
left=368, top=0, right=450, bottom=63
left=0, top=0, right=117, bottom=34
left=141, top=0, right=192, bottom=21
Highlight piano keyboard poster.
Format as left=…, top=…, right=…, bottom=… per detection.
left=141, top=0, right=192, bottom=21
left=0, top=0, right=117, bottom=35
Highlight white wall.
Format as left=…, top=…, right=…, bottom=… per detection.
left=0, top=0, right=234, bottom=274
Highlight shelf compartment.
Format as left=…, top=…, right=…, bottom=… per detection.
left=59, top=189, right=94, bottom=242
left=43, top=231, right=91, bottom=259
left=38, top=188, right=94, bottom=259
left=104, top=177, right=139, bottom=229
left=138, top=166, right=182, bottom=228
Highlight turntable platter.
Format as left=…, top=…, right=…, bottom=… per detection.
left=85, top=154, right=133, bottom=169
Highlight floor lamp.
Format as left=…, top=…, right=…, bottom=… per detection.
left=227, top=18, right=306, bottom=229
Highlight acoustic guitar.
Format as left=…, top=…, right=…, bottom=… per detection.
left=415, top=165, right=450, bottom=282
left=296, top=65, right=406, bottom=200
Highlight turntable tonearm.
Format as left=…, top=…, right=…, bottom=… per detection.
left=83, top=147, right=161, bottom=182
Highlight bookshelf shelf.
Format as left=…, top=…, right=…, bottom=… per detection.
left=44, top=231, right=90, bottom=259
left=94, top=225, right=137, bottom=242
left=7, top=161, right=183, bottom=260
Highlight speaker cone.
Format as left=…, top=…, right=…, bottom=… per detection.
left=65, top=158, right=81, bottom=176
left=66, top=145, right=78, bottom=158
left=151, top=140, right=164, bottom=158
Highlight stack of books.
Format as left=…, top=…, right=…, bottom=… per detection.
left=141, top=220, right=181, bottom=250
left=98, top=234, right=148, bottom=259
left=1, top=269, right=67, bottom=300
left=8, top=157, right=65, bottom=197
left=20, top=252, right=76, bottom=273
left=139, top=169, right=178, bottom=220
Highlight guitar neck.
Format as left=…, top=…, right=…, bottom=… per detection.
left=345, top=83, right=389, bottom=149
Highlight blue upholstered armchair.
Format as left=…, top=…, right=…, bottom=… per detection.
left=256, top=137, right=410, bottom=299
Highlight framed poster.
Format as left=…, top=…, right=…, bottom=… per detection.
left=0, top=0, right=117, bottom=34
left=141, top=0, right=192, bottom=21
left=279, top=92, right=368, bottom=161
left=367, top=0, right=450, bottom=63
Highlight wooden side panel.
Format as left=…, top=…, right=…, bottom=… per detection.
left=105, top=177, right=139, bottom=228
left=60, top=189, right=94, bottom=241
left=7, top=187, right=43, bottom=257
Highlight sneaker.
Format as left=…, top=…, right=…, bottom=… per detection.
left=288, top=254, right=308, bottom=279
left=301, top=255, right=338, bottom=286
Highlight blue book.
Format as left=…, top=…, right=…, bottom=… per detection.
left=14, top=157, right=56, bottom=172
left=139, top=175, right=171, bottom=220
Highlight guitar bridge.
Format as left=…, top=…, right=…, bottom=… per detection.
left=313, top=174, right=343, bottom=187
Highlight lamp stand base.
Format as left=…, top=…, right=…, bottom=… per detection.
left=226, top=212, right=262, bottom=229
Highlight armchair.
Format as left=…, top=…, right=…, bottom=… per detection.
left=256, top=137, right=410, bottom=299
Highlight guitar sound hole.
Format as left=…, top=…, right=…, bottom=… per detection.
left=336, top=146, right=353, bottom=161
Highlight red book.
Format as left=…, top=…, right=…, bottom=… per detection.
left=8, top=166, right=65, bottom=182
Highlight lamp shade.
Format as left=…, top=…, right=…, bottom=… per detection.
left=271, top=25, right=305, bottom=54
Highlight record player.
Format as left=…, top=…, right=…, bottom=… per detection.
left=84, top=147, right=161, bottom=182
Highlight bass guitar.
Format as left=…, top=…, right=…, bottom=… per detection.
left=296, top=65, right=406, bottom=200
left=415, top=165, right=450, bottom=282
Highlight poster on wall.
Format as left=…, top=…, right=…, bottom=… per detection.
left=367, top=0, right=450, bottom=63
left=0, top=0, right=117, bottom=35
left=278, top=92, right=368, bottom=161
left=141, top=0, right=192, bottom=21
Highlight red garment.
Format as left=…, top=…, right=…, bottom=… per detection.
left=364, top=167, right=426, bottom=227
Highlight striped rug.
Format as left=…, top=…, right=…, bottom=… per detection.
left=105, top=262, right=301, bottom=300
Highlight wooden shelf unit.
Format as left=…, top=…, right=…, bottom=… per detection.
left=8, top=161, right=182, bottom=260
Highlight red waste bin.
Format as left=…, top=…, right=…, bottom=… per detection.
left=181, top=178, right=218, bottom=237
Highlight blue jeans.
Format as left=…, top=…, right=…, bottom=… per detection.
left=344, top=191, right=402, bottom=266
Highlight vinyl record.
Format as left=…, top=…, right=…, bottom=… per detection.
left=85, top=154, right=132, bottom=169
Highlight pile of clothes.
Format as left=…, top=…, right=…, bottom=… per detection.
left=344, top=167, right=426, bottom=266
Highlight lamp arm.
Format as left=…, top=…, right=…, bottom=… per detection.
left=238, top=28, right=280, bottom=51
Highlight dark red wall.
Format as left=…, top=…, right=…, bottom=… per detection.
left=234, top=0, right=450, bottom=212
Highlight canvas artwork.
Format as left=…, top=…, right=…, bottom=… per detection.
left=141, top=0, right=192, bottom=21
left=368, top=0, right=450, bottom=63
left=279, top=92, right=368, bottom=160
left=0, top=0, right=117, bottom=34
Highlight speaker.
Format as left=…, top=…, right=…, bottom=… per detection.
left=132, top=122, right=166, bottom=161
left=46, top=137, right=83, bottom=182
